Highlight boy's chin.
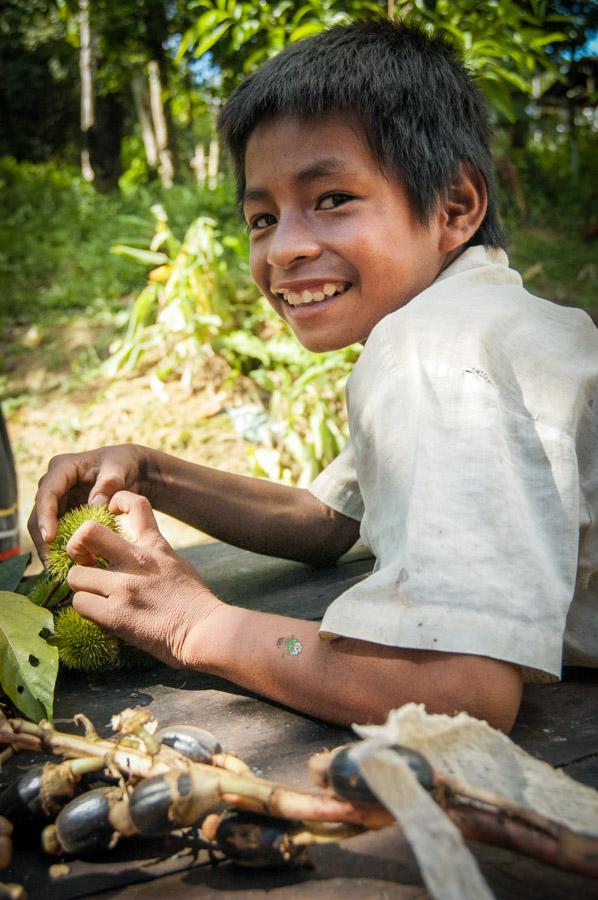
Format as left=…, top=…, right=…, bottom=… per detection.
left=295, top=334, right=353, bottom=353
left=289, top=324, right=365, bottom=353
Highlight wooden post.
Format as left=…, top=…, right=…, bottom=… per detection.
left=79, top=0, right=95, bottom=182
left=148, top=59, right=175, bottom=188
left=132, top=73, right=158, bottom=168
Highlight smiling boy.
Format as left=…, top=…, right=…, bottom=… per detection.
left=29, top=21, right=598, bottom=732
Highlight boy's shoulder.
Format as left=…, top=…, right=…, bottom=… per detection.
left=352, top=246, right=597, bottom=432
left=367, top=246, right=596, bottom=365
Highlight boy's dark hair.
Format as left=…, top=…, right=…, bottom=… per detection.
left=218, top=19, right=506, bottom=249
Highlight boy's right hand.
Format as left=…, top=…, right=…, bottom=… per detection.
left=28, top=443, right=149, bottom=561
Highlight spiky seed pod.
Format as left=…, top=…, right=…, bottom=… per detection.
left=47, top=504, right=119, bottom=582
left=53, top=608, right=120, bottom=672
left=27, top=575, right=57, bottom=607
left=27, top=575, right=72, bottom=609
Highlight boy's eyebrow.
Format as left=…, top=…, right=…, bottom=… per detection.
left=243, top=158, right=349, bottom=204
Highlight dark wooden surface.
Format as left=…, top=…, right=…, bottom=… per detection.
left=2, top=540, right=598, bottom=900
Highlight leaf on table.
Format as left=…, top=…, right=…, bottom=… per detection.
left=15, top=570, right=48, bottom=597
left=0, top=591, right=58, bottom=722
left=0, top=553, right=31, bottom=592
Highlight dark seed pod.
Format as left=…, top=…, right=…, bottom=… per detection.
left=54, top=788, right=117, bottom=855
left=129, top=768, right=220, bottom=836
left=328, top=742, right=434, bottom=806
left=156, top=725, right=222, bottom=763
left=214, top=811, right=303, bottom=867
left=0, top=762, right=79, bottom=829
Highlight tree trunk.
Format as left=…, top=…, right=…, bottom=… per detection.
left=148, top=59, right=174, bottom=187
left=207, top=136, right=219, bottom=189
left=79, top=0, right=95, bottom=182
left=132, top=73, right=158, bottom=168
left=191, top=144, right=206, bottom=186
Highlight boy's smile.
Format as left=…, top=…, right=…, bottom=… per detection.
left=243, top=113, right=452, bottom=352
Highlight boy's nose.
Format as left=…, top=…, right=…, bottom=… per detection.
left=266, top=216, right=320, bottom=269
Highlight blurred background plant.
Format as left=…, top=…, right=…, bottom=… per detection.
left=0, top=0, right=596, bottom=537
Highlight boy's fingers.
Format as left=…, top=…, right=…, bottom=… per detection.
left=34, top=460, right=80, bottom=543
left=109, top=491, right=159, bottom=540
left=88, top=465, right=129, bottom=508
left=72, top=590, right=110, bottom=623
left=66, top=520, right=134, bottom=568
left=67, top=564, right=116, bottom=596
left=27, top=508, right=48, bottom=562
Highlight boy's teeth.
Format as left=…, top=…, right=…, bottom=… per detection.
left=282, top=283, right=347, bottom=306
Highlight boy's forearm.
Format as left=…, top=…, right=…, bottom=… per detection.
left=184, top=602, right=523, bottom=731
left=143, top=448, right=359, bottom=565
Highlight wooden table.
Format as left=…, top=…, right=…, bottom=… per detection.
left=3, top=541, right=598, bottom=899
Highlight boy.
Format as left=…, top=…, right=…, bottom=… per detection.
left=29, top=21, right=598, bottom=732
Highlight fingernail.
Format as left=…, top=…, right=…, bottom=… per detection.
left=91, top=494, right=108, bottom=507
left=41, top=527, right=47, bottom=542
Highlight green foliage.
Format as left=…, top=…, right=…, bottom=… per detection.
left=0, top=552, right=31, bottom=592
left=178, top=0, right=384, bottom=83
left=52, top=606, right=120, bottom=671
left=47, top=504, right=119, bottom=581
left=0, top=158, right=146, bottom=320
left=0, top=159, right=242, bottom=321
left=0, top=590, right=58, bottom=721
left=220, top=309, right=359, bottom=485
left=105, top=203, right=255, bottom=380
left=402, top=0, right=567, bottom=121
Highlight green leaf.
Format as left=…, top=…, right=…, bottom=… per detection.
left=16, top=571, right=47, bottom=597
left=0, top=553, right=31, bottom=592
left=110, top=245, right=170, bottom=266
left=193, top=21, right=234, bottom=58
left=0, top=591, right=58, bottom=722
left=290, top=21, right=325, bottom=42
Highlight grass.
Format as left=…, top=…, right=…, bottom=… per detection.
left=0, top=157, right=239, bottom=322
left=509, top=225, right=597, bottom=313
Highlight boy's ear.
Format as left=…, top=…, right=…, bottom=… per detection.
left=438, top=163, right=488, bottom=252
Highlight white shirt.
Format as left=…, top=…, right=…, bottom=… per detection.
left=308, top=247, right=598, bottom=677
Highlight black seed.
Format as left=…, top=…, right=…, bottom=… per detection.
left=389, top=745, right=434, bottom=790
left=39, top=628, right=52, bottom=640
left=28, top=654, right=40, bottom=667
left=55, top=789, right=114, bottom=854
left=129, top=775, right=176, bottom=836
left=215, top=811, right=300, bottom=866
left=157, top=725, right=221, bottom=762
left=17, top=686, right=24, bottom=694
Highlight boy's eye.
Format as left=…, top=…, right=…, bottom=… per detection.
left=248, top=212, right=277, bottom=230
left=318, top=193, right=354, bottom=210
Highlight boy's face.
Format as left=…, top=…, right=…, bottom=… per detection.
left=243, top=113, right=452, bottom=352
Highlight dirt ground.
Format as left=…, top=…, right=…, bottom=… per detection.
left=3, top=316, right=258, bottom=571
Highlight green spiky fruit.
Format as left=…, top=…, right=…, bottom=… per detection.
left=53, top=607, right=120, bottom=671
left=47, top=505, right=119, bottom=582
left=28, top=573, right=72, bottom=609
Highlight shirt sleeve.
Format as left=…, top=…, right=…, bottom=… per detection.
left=308, top=437, right=364, bottom=522
left=319, top=341, right=581, bottom=678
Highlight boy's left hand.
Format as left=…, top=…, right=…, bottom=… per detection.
left=65, top=491, right=221, bottom=668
